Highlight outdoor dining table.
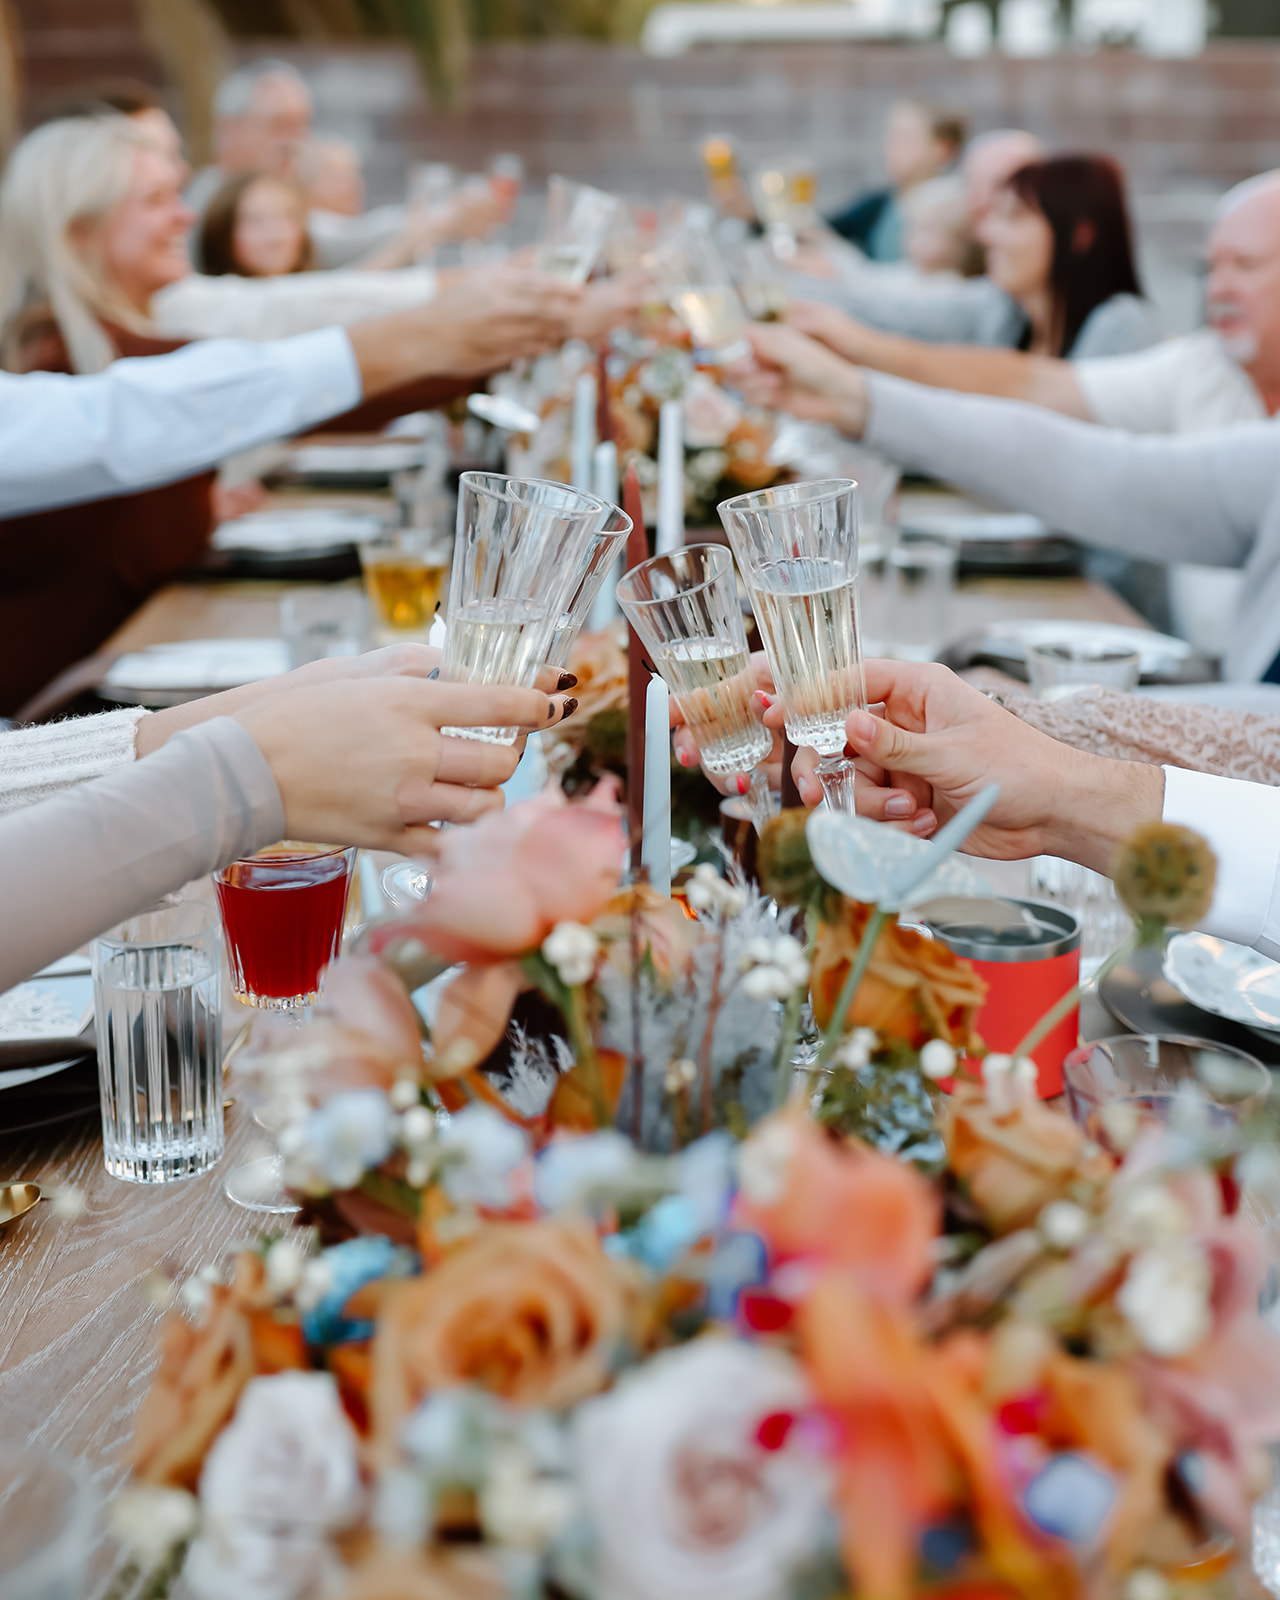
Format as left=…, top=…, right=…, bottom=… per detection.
left=0, top=512, right=1151, bottom=1594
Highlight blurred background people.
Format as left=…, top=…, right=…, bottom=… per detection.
left=199, top=171, right=314, bottom=278
left=827, top=100, right=968, bottom=260
left=185, top=59, right=312, bottom=218
left=899, top=174, right=978, bottom=277
left=962, top=128, right=1047, bottom=235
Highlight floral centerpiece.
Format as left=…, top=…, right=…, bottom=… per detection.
left=107, top=796, right=1280, bottom=1600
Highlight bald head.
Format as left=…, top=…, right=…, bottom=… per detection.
left=963, top=129, right=1046, bottom=229
left=1206, top=170, right=1280, bottom=369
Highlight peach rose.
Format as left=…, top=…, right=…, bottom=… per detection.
left=942, top=1082, right=1103, bottom=1236
left=339, top=1547, right=505, bottom=1600
left=370, top=1219, right=634, bottom=1463
left=735, top=1112, right=938, bottom=1303
left=374, top=786, right=624, bottom=967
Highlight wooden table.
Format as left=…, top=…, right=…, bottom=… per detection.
left=1, top=564, right=1146, bottom=1593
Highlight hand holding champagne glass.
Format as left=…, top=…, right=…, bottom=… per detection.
left=717, top=478, right=865, bottom=814
left=617, top=544, right=773, bottom=829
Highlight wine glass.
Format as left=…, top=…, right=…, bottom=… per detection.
left=439, top=472, right=614, bottom=743
left=717, top=478, right=865, bottom=814
left=646, top=212, right=752, bottom=363
left=534, top=175, right=619, bottom=284
left=617, top=544, right=773, bottom=831
left=213, top=842, right=355, bottom=1212
left=545, top=505, right=633, bottom=670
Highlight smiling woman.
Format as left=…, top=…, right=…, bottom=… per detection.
left=199, top=171, right=316, bottom=278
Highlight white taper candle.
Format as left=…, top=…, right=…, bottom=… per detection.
left=589, top=440, right=621, bottom=629
left=656, top=398, right=684, bottom=555
left=639, top=673, right=672, bottom=897
left=570, top=372, right=597, bottom=491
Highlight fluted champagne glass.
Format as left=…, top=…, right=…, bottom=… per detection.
left=717, top=478, right=865, bottom=814
left=440, top=473, right=611, bottom=743
left=545, top=506, right=633, bottom=670
left=617, top=544, right=773, bottom=830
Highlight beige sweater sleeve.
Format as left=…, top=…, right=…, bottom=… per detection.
left=0, top=718, right=283, bottom=990
left=0, top=708, right=149, bottom=815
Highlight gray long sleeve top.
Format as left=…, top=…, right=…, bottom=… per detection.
left=862, top=373, right=1280, bottom=682
left=0, top=718, right=283, bottom=990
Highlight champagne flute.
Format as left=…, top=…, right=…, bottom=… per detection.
left=717, top=479, right=865, bottom=814
left=617, top=544, right=773, bottom=831
left=545, top=505, right=633, bottom=671
left=534, top=175, right=619, bottom=284
left=440, top=472, right=613, bottom=743
left=646, top=212, right=752, bottom=363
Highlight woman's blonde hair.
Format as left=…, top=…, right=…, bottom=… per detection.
left=0, top=115, right=160, bottom=373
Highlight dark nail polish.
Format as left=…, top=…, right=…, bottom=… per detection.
left=560, top=697, right=579, bottom=720
left=427, top=667, right=440, bottom=680
left=843, top=742, right=856, bottom=760
left=557, top=671, right=579, bottom=691
left=548, top=700, right=557, bottom=720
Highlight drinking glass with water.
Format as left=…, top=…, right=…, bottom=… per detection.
left=92, top=900, right=223, bottom=1183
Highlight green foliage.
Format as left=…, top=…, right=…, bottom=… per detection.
left=815, top=1040, right=947, bottom=1173
left=757, top=808, right=840, bottom=920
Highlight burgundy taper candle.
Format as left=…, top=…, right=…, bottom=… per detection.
left=623, top=459, right=649, bottom=875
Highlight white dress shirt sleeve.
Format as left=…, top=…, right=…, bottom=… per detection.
left=0, top=326, right=361, bottom=518
left=1161, top=765, right=1280, bottom=962
left=153, top=267, right=436, bottom=342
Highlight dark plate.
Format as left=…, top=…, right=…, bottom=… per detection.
left=0, top=1054, right=98, bottom=1136
left=1098, top=942, right=1280, bottom=1067
left=187, top=545, right=363, bottom=583
left=955, top=537, right=1083, bottom=580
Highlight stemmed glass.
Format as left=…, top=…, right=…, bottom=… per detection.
left=439, top=472, right=614, bottom=742
left=646, top=213, right=752, bottom=363
left=213, top=842, right=355, bottom=1212
left=616, top=544, right=773, bottom=831
left=545, top=505, right=633, bottom=670
left=534, top=175, right=619, bottom=284
left=717, top=478, right=865, bottom=814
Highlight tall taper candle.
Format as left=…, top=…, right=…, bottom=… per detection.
left=623, top=460, right=649, bottom=876
left=640, top=673, right=672, bottom=896
left=655, top=398, right=684, bottom=555
left=570, top=371, right=597, bottom=491
left=589, top=440, right=621, bottom=629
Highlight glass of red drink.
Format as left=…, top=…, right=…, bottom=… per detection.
left=215, top=843, right=355, bottom=1010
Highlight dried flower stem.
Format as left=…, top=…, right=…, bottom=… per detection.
left=809, top=906, right=890, bottom=1098
left=566, top=983, right=610, bottom=1129
left=697, top=926, right=727, bottom=1135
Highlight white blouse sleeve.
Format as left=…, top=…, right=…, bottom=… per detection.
left=1161, top=765, right=1280, bottom=962
left=153, top=267, right=437, bottom=342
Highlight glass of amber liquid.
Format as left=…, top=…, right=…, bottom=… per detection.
left=359, top=527, right=452, bottom=642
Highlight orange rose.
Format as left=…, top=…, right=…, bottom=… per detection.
left=339, top=1546, right=504, bottom=1600
left=810, top=902, right=987, bottom=1051
left=129, top=1254, right=304, bottom=1488
left=370, top=1219, right=635, bottom=1463
left=942, top=1082, right=1106, bottom=1235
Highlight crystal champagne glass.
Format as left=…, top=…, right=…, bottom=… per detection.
left=645, top=212, right=752, bottom=363
left=534, top=175, right=619, bottom=284
left=439, top=472, right=612, bottom=742
left=545, top=505, right=633, bottom=670
left=717, top=478, right=865, bottom=814
left=617, top=544, right=773, bottom=830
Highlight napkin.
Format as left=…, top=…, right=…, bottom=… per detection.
left=103, top=639, right=290, bottom=692
left=213, top=509, right=383, bottom=554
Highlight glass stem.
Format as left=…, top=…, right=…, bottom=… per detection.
left=744, top=765, right=774, bottom=836
left=816, top=756, right=857, bottom=814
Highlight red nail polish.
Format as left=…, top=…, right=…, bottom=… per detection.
left=737, top=775, right=750, bottom=796
left=754, top=690, right=772, bottom=708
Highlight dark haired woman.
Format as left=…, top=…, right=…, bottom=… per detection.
left=789, top=154, right=1159, bottom=390
left=200, top=172, right=316, bottom=278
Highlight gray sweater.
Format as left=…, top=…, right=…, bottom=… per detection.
left=862, top=373, right=1280, bottom=683
left=0, top=718, right=283, bottom=990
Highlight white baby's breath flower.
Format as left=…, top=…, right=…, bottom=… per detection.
left=264, top=1237, right=305, bottom=1299
left=295, top=1257, right=336, bottom=1316
left=739, top=933, right=809, bottom=1004
left=109, top=1485, right=199, bottom=1562
left=981, top=1053, right=1037, bottom=1115
left=179, top=1276, right=212, bottom=1320
left=406, top=1159, right=431, bottom=1189
left=1099, top=1099, right=1140, bottom=1153
left=399, top=1104, right=436, bottom=1153
left=1117, top=1241, right=1212, bottom=1357
left=738, top=1118, right=796, bottom=1207
left=389, top=1078, right=421, bottom=1112
left=1039, top=1199, right=1090, bottom=1251
left=686, top=863, right=747, bottom=918
left=664, top=1057, right=699, bottom=1095
left=542, top=922, right=600, bottom=987
left=1106, top=1182, right=1190, bottom=1252
left=832, top=1028, right=878, bottom=1071
left=480, top=1443, right=577, bottom=1550
left=47, top=1185, right=86, bottom=1222
left=1125, top=1569, right=1170, bottom=1600
left=143, top=1269, right=177, bottom=1311
left=919, top=1039, right=956, bottom=1081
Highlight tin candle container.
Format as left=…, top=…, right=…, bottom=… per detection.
left=923, top=898, right=1082, bottom=1097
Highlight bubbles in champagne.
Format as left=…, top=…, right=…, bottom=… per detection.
left=746, top=558, right=862, bottom=757
left=441, top=598, right=550, bottom=744
left=653, top=637, right=770, bottom=775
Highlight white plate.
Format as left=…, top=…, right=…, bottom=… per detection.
left=1164, top=931, right=1280, bottom=1031
left=903, top=510, right=1050, bottom=544
left=289, top=442, right=423, bottom=477
left=1139, top=682, right=1280, bottom=716
left=0, top=1058, right=81, bottom=1092
left=213, top=508, right=383, bottom=556
left=104, top=638, right=289, bottom=695
left=0, top=974, right=93, bottom=1044
left=981, top=619, right=1193, bottom=677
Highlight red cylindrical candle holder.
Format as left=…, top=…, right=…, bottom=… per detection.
left=926, top=899, right=1081, bottom=1098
